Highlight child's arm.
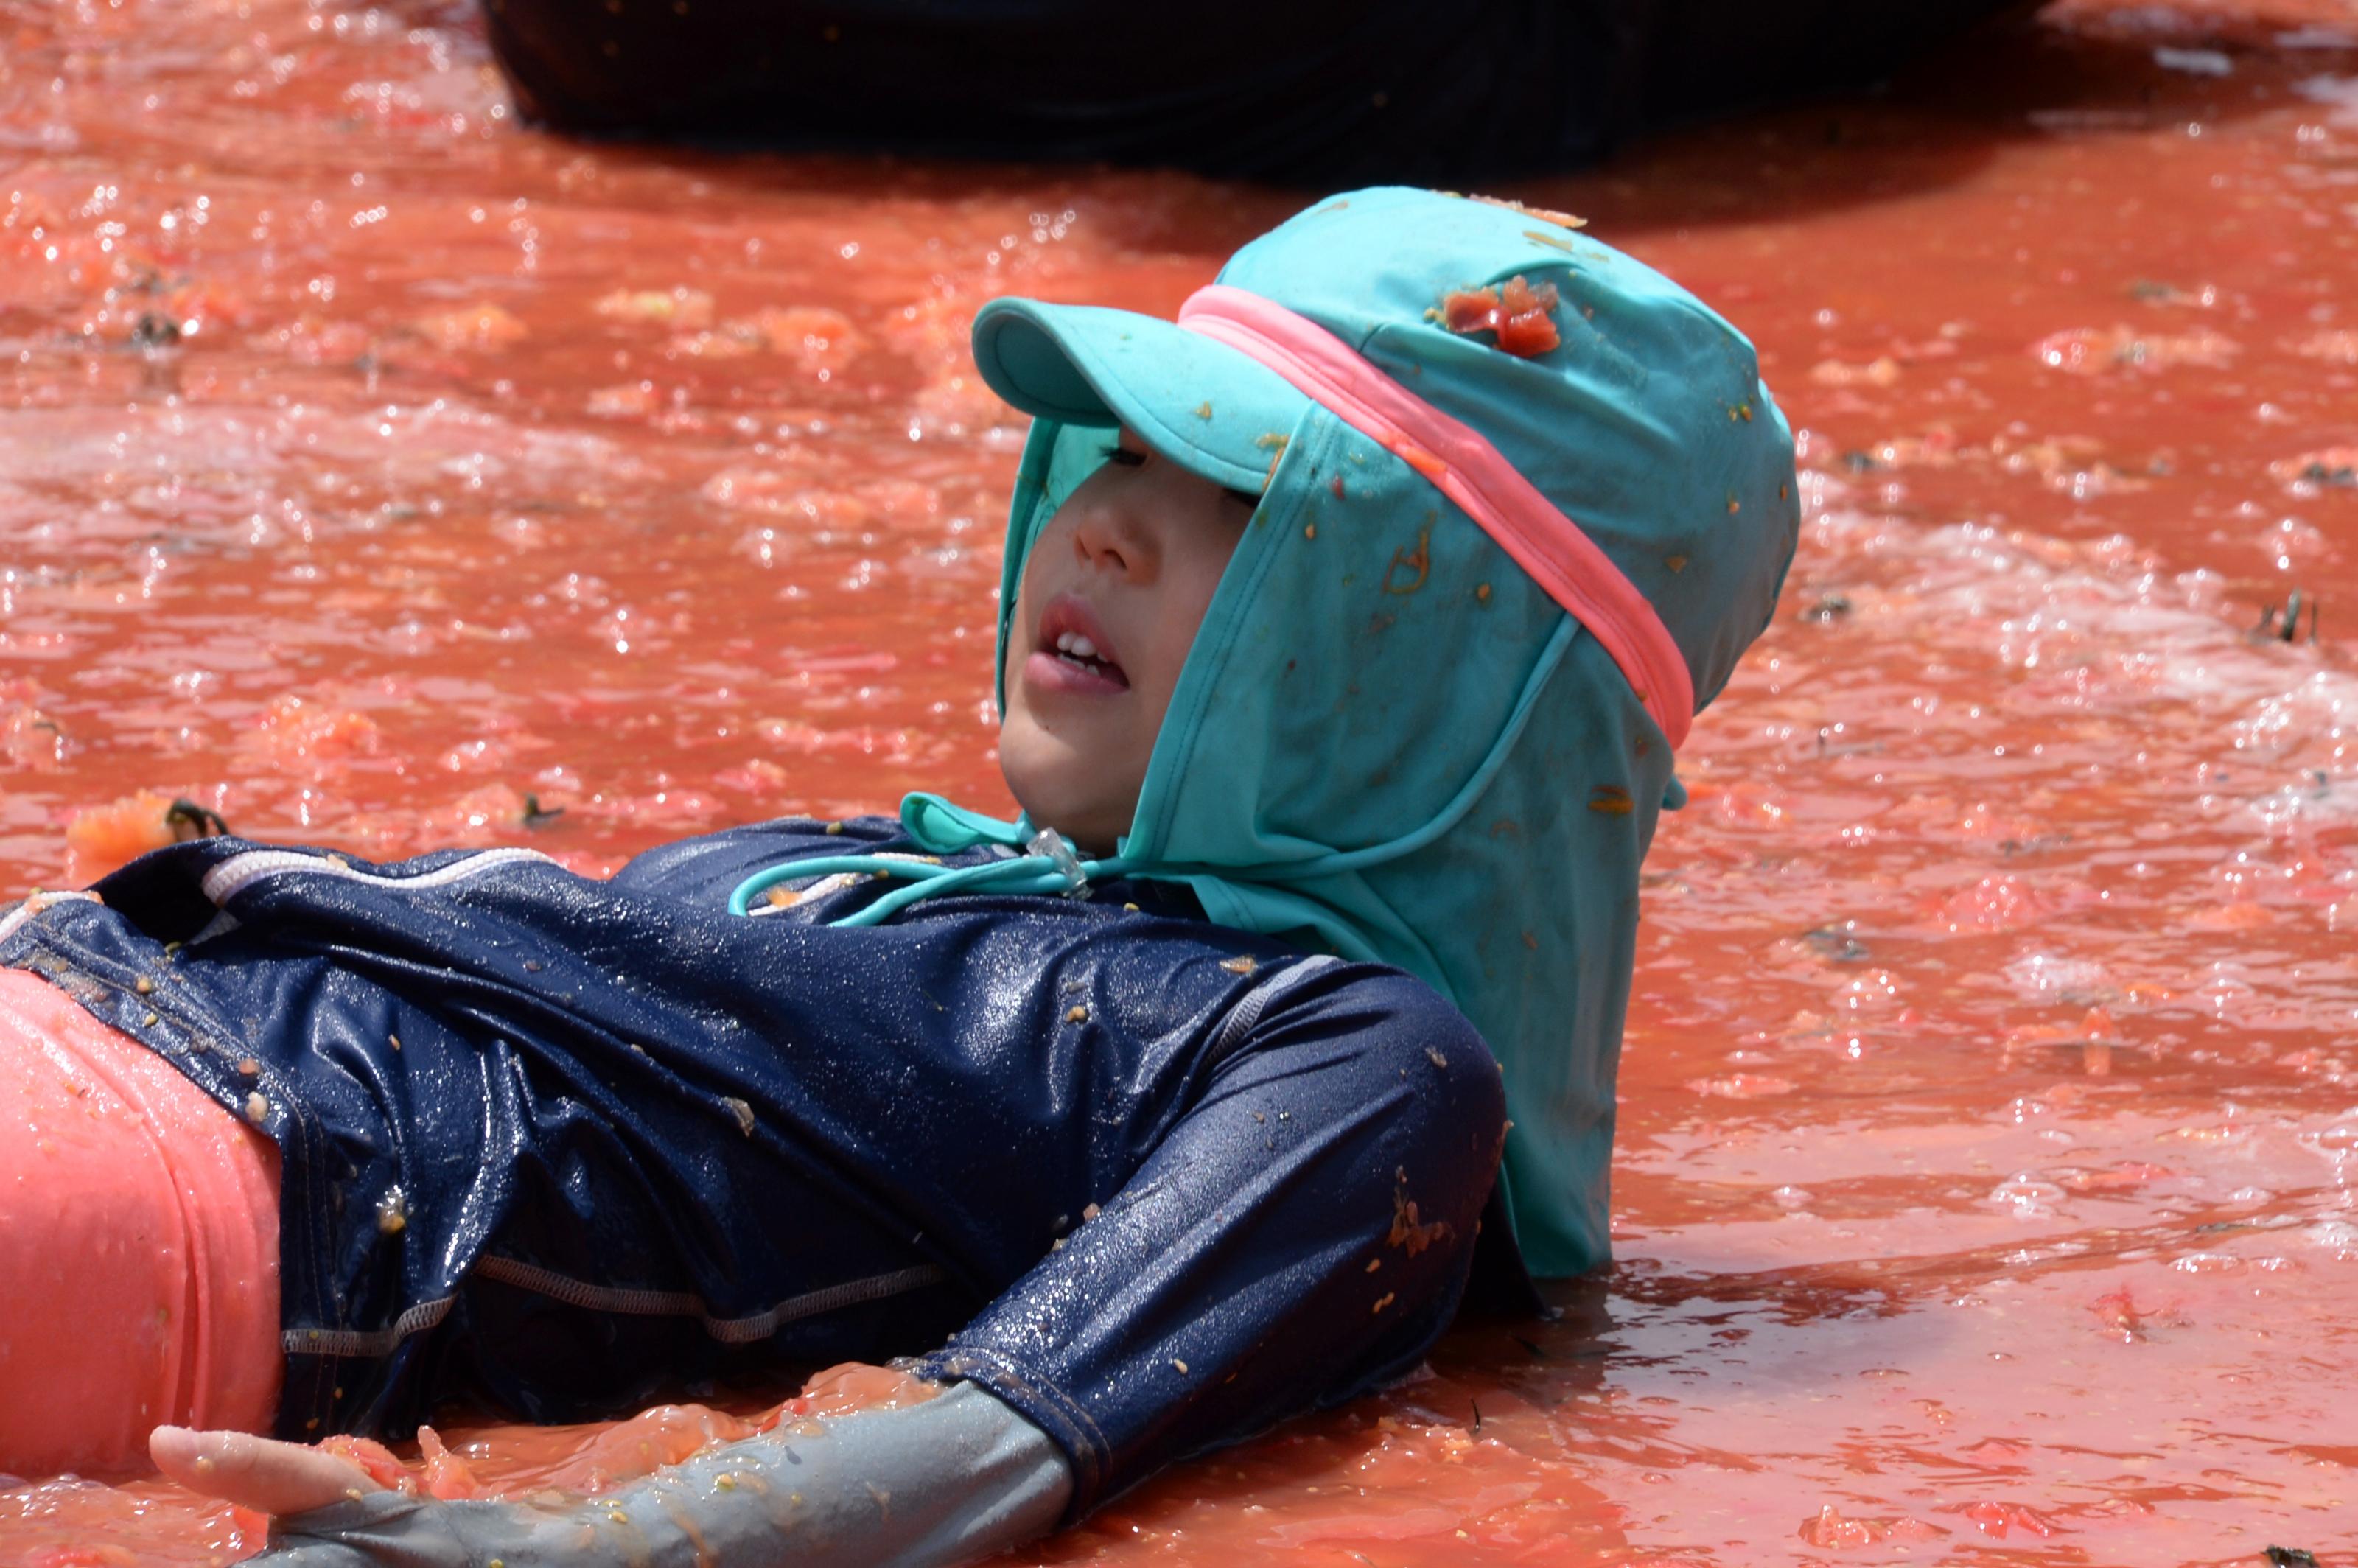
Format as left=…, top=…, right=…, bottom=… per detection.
left=158, top=1379, right=1071, bottom=1567
left=905, top=958, right=1507, bottom=1511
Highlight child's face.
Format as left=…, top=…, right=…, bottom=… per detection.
left=998, top=427, right=1259, bottom=854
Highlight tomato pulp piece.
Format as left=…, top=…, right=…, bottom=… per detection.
left=1438, top=274, right=1561, bottom=357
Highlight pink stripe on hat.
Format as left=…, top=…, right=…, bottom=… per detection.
left=1178, top=284, right=1695, bottom=749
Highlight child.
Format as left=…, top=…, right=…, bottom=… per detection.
left=0, top=186, right=1797, bottom=1564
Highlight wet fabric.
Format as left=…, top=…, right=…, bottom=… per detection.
left=0, top=816, right=1506, bottom=1513
left=477, top=0, right=2030, bottom=183
left=257, top=1381, right=1071, bottom=1568
left=0, top=966, right=281, bottom=1477
left=881, top=189, right=1802, bottom=1276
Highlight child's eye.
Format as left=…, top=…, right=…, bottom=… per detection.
left=1100, top=442, right=1253, bottom=509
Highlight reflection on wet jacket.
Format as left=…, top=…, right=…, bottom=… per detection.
left=0, top=813, right=1510, bottom=1513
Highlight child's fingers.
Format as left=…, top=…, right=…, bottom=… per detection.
left=150, top=1424, right=384, bottom=1516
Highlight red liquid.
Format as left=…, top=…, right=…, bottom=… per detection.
left=5, top=0, right=2358, bottom=1562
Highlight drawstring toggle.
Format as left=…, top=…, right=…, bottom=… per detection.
left=1026, top=828, right=1091, bottom=898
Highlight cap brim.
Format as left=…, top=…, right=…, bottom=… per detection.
left=971, top=298, right=1313, bottom=494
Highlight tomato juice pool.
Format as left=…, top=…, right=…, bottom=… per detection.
left=3, top=0, right=2356, bottom=1562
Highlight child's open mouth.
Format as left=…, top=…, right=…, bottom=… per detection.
left=1028, top=595, right=1130, bottom=696
left=1049, top=629, right=1127, bottom=687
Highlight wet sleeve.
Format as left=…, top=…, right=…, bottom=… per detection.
left=252, top=1380, right=1070, bottom=1567
left=916, top=961, right=1508, bottom=1517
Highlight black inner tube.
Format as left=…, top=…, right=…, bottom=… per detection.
left=477, top=0, right=2037, bottom=184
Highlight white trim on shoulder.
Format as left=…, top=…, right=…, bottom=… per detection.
left=745, top=870, right=867, bottom=915
left=1207, top=952, right=1343, bottom=1062
left=742, top=853, right=943, bottom=917
left=200, top=846, right=556, bottom=907
left=0, top=889, right=103, bottom=945
left=281, top=1259, right=948, bottom=1358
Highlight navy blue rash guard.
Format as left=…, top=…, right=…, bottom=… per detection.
left=0, top=816, right=1516, bottom=1514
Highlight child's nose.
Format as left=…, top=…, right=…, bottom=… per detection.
left=1068, top=505, right=1158, bottom=584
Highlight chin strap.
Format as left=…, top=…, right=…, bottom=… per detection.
left=725, top=795, right=1134, bottom=923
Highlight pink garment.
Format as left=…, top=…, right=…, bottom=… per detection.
left=1177, top=283, right=1697, bottom=748
left=0, top=966, right=281, bottom=1477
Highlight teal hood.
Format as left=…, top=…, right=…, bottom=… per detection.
left=735, top=188, right=1799, bottom=1277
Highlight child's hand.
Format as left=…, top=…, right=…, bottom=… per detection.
left=144, top=1379, right=1068, bottom=1567
left=149, top=1424, right=383, bottom=1516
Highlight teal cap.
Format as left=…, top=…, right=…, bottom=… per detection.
left=942, top=188, right=1799, bottom=1276
left=971, top=299, right=1311, bottom=494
